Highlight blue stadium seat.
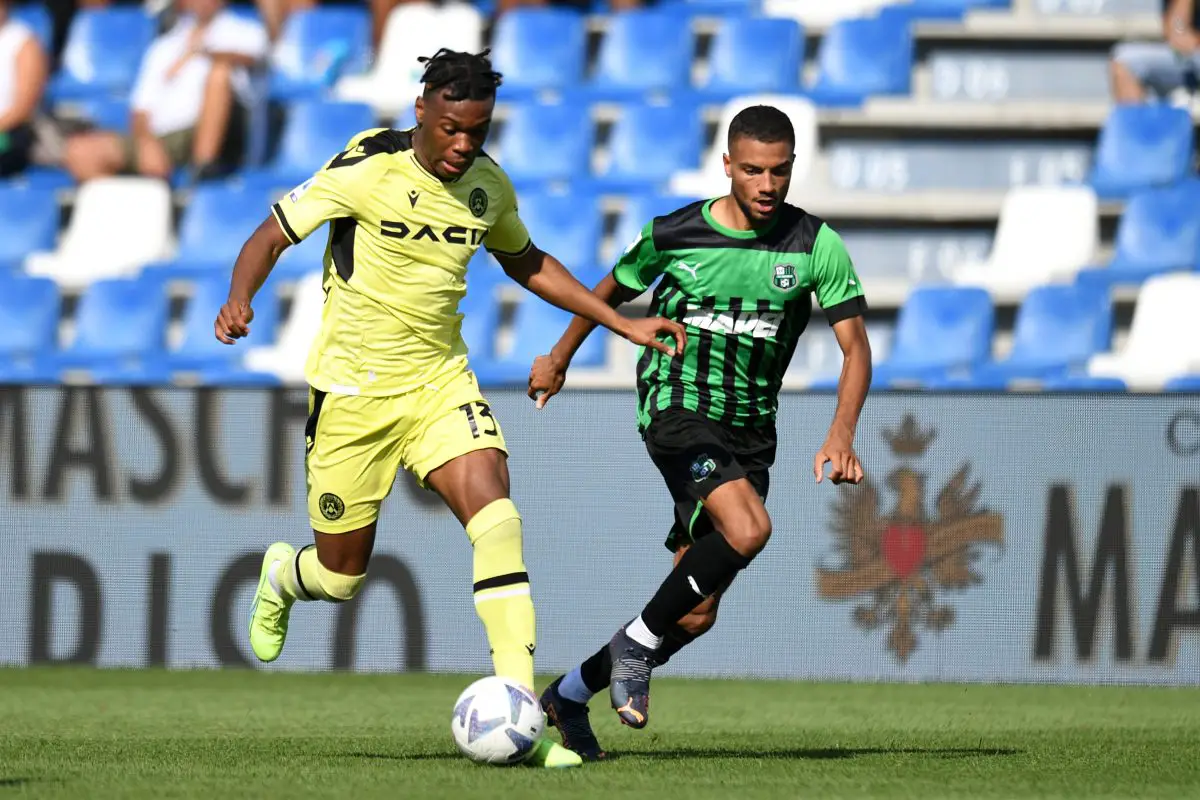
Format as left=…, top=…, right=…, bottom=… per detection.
left=588, top=10, right=694, bottom=101
left=12, top=4, right=53, bottom=49
left=0, top=184, right=58, bottom=271
left=459, top=273, right=503, bottom=366
left=807, top=16, right=913, bottom=107
left=244, top=101, right=377, bottom=188
left=475, top=301, right=609, bottom=385
left=148, top=184, right=270, bottom=278
left=1041, top=374, right=1127, bottom=392
left=269, top=7, right=371, bottom=100
left=884, top=0, right=1011, bottom=23
left=873, top=287, right=993, bottom=383
left=0, top=277, right=60, bottom=365
left=612, top=194, right=702, bottom=258
left=13, top=167, right=75, bottom=191
left=273, top=226, right=329, bottom=279
left=1165, top=375, right=1200, bottom=391
left=50, top=277, right=168, bottom=369
left=1076, top=181, right=1200, bottom=289
left=1088, top=105, right=1194, bottom=199
left=50, top=8, right=156, bottom=101
left=976, top=284, right=1112, bottom=381
left=72, top=97, right=132, bottom=134
left=497, top=102, right=593, bottom=187
left=516, top=191, right=602, bottom=267
left=490, top=9, right=587, bottom=98
left=587, top=103, right=702, bottom=192
left=701, top=17, right=804, bottom=101
left=0, top=361, right=61, bottom=385
left=158, top=278, right=281, bottom=371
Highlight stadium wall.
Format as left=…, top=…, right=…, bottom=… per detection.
left=1, top=387, right=1197, bottom=686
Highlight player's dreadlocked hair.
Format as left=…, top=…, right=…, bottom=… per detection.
left=727, top=105, right=795, bottom=149
left=418, top=48, right=503, bottom=101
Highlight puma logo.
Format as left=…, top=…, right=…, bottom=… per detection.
left=676, top=261, right=700, bottom=280
left=616, top=700, right=646, bottom=726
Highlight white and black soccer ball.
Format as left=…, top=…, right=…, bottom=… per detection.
left=450, top=676, right=545, bottom=765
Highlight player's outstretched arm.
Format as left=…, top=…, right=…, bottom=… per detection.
left=815, top=316, right=872, bottom=485
left=214, top=216, right=291, bottom=344
left=496, top=245, right=686, bottom=355
left=527, top=271, right=641, bottom=408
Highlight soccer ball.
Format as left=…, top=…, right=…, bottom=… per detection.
left=450, top=676, right=545, bottom=765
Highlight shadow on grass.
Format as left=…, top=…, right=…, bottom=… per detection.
left=0, top=778, right=35, bottom=788
left=341, top=746, right=1021, bottom=763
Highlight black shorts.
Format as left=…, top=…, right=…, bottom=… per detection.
left=642, top=408, right=777, bottom=552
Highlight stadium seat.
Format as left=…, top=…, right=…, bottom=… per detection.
left=953, top=186, right=1098, bottom=302
left=1165, top=375, right=1200, bottom=391
left=516, top=191, right=602, bottom=267
left=50, top=277, right=168, bottom=369
left=1089, top=273, right=1200, bottom=389
left=700, top=17, right=804, bottom=102
left=873, top=287, right=994, bottom=383
left=1088, top=105, right=1194, bottom=199
left=588, top=10, right=694, bottom=101
left=243, top=271, right=324, bottom=383
left=459, top=271, right=503, bottom=364
left=244, top=101, right=377, bottom=188
left=588, top=103, right=703, bottom=193
left=13, top=167, right=75, bottom=191
left=24, top=177, right=173, bottom=289
left=0, top=361, right=61, bottom=385
left=974, top=284, right=1112, bottom=381
left=1041, top=374, right=1127, bottom=392
left=806, top=15, right=913, bottom=107
left=882, top=0, right=1012, bottom=23
left=12, top=3, right=53, bottom=50
left=273, top=220, right=330, bottom=279
left=474, top=301, right=609, bottom=385
left=0, top=184, right=58, bottom=272
left=0, top=277, right=60, bottom=366
left=159, top=277, right=282, bottom=371
left=269, top=7, right=371, bottom=100
left=669, top=95, right=817, bottom=199
left=495, top=102, right=593, bottom=187
left=490, top=8, right=587, bottom=100
left=334, top=2, right=484, bottom=118
left=50, top=8, right=156, bottom=101
left=147, top=184, right=270, bottom=278
left=1075, top=181, right=1200, bottom=290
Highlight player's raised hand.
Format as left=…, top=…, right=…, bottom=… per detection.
left=528, top=354, right=567, bottom=409
left=214, top=297, right=254, bottom=345
left=624, top=316, right=687, bottom=357
left=814, top=433, right=864, bottom=485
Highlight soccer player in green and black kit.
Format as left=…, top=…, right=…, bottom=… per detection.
left=527, top=105, right=872, bottom=760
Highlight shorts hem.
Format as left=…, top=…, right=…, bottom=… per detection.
left=310, top=515, right=379, bottom=534
left=412, top=442, right=508, bottom=488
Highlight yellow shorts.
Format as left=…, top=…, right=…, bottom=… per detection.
left=304, top=368, right=508, bottom=533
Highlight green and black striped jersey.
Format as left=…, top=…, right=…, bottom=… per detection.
left=612, top=198, right=866, bottom=431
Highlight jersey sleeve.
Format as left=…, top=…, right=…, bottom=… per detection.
left=271, top=130, right=386, bottom=244
left=484, top=172, right=532, bottom=258
left=611, top=221, right=666, bottom=293
left=811, top=222, right=867, bottom=325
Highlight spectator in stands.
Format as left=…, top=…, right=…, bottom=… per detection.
left=0, top=0, right=49, bottom=176
left=63, top=0, right=267, bottom=182
left=1111, top=0, right=1200, bottom=103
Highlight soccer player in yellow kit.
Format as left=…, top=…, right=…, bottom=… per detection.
left=213, top=49, right=685, bottom=768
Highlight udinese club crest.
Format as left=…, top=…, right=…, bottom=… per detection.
left=469, top=188, right=488, bottom=218
left=816, top=415, right=1003, bottom=662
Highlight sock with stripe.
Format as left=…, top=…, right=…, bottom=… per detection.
left=274, top=545, right=365, bottom=602
left=467, top=499, right=536, bottom=692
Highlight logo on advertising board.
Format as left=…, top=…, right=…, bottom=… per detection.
left=817, top=415, right=1004, bottom=662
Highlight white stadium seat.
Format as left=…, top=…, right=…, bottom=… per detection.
left=243, top=271, right=325, bottom=383
left=335, top=2, right=484, bottom=119
left=1088, top=273, right=1200, bottom=389
left=953, top=185, right=1098, bottom=302
left=668, top=94, right=817, bottom=201
left=761, top=0, right=892, bottom=28
left=24, top=177, right=173, bottom=289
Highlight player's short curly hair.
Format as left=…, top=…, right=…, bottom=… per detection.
left=727, top=105, right=795, bottom=149
left=418, top=48, right=503, bottom=102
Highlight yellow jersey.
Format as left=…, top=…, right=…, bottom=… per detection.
left=270, top=127, right=532, bottom=397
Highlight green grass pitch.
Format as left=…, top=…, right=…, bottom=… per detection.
left=1, top=668, right=1197, bottom=799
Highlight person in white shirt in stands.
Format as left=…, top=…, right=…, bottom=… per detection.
left=0, top=0, right=49, bottom=177
left=64, top=0, right=267, bottom=182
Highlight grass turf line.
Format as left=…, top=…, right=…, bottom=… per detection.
left=1, top=668, right=1197, bottom=799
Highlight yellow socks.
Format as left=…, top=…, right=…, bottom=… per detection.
left=467, top=499, right=536, bottom=692
left=276, top=545, right=366, bottom=603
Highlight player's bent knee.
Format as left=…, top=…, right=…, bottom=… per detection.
left=315, top=560, right=367, bottom=602
left=723, top=512, right=772, bottom=558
